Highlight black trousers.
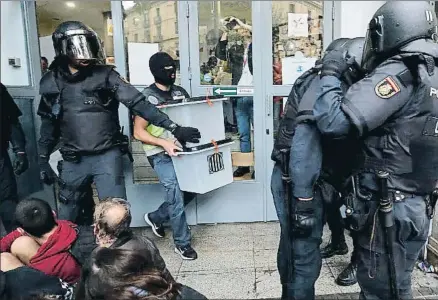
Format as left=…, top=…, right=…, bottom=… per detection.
left=0, top=150, right=18, bottom=233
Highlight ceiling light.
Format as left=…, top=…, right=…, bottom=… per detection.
left=66, top=2, right=76, bottom=8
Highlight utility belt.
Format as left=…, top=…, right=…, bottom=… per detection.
left=60, top=132, right=134, bottom=163
left=343, top=175, right=438, bottom=231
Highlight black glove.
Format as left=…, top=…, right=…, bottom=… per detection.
left=38, top=155, right=56, bottom=185
left=13, top=152, right=29, bottom=175
left=321, top=49, right=352, bottom=79
left=291, top=199, right=317, bottom=237
left=172, top=126, right=201, bottom=144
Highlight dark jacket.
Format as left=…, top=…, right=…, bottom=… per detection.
left=215, top=39, right=252, bottom=85
left=0, top=83, right=24, bottom=154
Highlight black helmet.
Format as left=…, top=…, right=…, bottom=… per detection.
left=325, top=38, right=350, bottom=53
left=362, top=1, right=438, bottom=72
left=52, top=21, right=105, bottom=62
left=344, top=37, right=366, bottom=85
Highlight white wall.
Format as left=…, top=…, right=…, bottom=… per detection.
left=0, top=1, right=30, bottom=86
left=337, top=1, right=386, bottom=38
left=39, top=36, right=56, bottom=65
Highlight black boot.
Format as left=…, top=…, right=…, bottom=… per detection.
left=233, top=167, right=250, bottom=177
left=320, top=241, right=348, bottom=258
left=335, top=262, right=357, bottom=286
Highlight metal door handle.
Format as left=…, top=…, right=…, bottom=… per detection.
left=266, top=95, right=272, bottom=116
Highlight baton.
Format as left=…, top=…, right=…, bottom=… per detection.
left=280, top=149, right=293, bottom=290
left=377, top=171, right=400, bottom=300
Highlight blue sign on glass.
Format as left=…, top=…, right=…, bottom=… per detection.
left=297, top=65, right=303, bottom=73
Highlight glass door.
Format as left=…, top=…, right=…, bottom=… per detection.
left=263, top=1, right=332, bottom=220
left=187, top=1, right=265, bottom=223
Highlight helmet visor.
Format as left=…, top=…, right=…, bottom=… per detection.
left=361, top=16, right=384, bottom=71
left=62, top=34, right=105, bottom=61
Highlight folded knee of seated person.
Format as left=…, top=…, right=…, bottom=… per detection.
left=27, top=220, right=81, bottom=284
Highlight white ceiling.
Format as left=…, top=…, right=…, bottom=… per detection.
left=36, top=0, right=111, bottom=33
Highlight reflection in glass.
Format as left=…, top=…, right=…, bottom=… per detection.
left=272, top=1, right=323, bottom=85
left=123, top=1, right=180, bottom=85
left=123, top=1, right=181, bottom=183
left=198, top=0, right=252, bottom=86
left=198, top=1, right=255, bottom=181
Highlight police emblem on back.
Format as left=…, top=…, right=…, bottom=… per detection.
left=375, top=76, right=401, bottom=99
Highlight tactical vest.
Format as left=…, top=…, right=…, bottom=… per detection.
left=271, top=67, right=320, bottom=163
left=39, top=65, right=121, bottom=154
left=141, top=85, right=188, bottom=156
left=361, top=50, right=438, bottom=194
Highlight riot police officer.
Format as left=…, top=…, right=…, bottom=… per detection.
left=290, top=37, right=365, bottom=296
left=314, top=2, right=438, bottom=299
left=271, top=38, right=353, bottom=299
left=133, top=52, right=199, bottom=260
left=37, top=21, right=201, bottom=221
left=0, top=83, right=29, bottom=233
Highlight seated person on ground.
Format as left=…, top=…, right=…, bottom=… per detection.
left=0, top=198, right=81, bottom=284
left=89, top=197, right=173, bottom=280
left=75, top=248, right=207, bottom=300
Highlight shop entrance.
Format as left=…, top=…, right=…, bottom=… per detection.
left=8, top=1, right=332, bottom=225
left=119, top=1, right=332, bottom=225
left=186, top=1, right=331, bottom=223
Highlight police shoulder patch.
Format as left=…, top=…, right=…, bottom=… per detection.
left=374, top=76, right=401, bottom=99
left=148, top=95, right=159, bottom=105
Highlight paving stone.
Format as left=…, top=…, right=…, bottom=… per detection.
left=177, top=269, right=257, bottom=299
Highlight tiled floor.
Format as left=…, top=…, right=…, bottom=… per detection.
left=134, top=222, right=438, bottom=299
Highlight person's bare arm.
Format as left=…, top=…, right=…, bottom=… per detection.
left=133, top=116, right=182, bottom=156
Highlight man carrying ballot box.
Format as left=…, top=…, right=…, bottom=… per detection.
left=134, top=52, right=200, bottom=260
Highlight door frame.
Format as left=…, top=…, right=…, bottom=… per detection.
left=186, top=0, right=266, bottom=223
left=261, top=1, right=334, bottom=220
left=3, top=1, right=56, bottom=204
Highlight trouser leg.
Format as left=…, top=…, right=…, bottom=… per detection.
left=356, top=197, right=428, bottom=300
left=0, top=153, right=18, bottom=233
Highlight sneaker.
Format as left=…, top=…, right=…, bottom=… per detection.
left=144, top=213, right=165, bottom=238
left=335, top=263, right=357, bottom=286
left=320, top=241, right=348, bottom=259
left=175, top=245, right=198, bottom=260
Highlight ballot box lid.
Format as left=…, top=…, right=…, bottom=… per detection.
left=157, top=95, right=228, bottom=108
left=174, top=138, right=234, bottom=155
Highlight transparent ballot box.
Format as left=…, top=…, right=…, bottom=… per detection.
left=171, top=139, right=234, bottom=194
left=158, top=96, right=228, bottom=148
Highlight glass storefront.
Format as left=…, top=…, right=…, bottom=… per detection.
left=7, top=0, right=334, bottom=225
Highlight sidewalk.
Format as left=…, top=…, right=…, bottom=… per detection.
left=135, top=222, right=438, bottom=299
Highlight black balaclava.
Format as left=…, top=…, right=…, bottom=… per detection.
left=149, top=52, right=176, bottom=86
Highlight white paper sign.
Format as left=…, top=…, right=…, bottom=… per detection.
left=288, top=13, right=308, bottom=37
left=39, top=35, right=57, bottom=64
left=127, top=43, right=160, bottom=86
left=281, top=55, right=317, bottom=85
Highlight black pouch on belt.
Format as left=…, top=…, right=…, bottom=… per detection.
left=344, top=176, right=374, bottom=232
